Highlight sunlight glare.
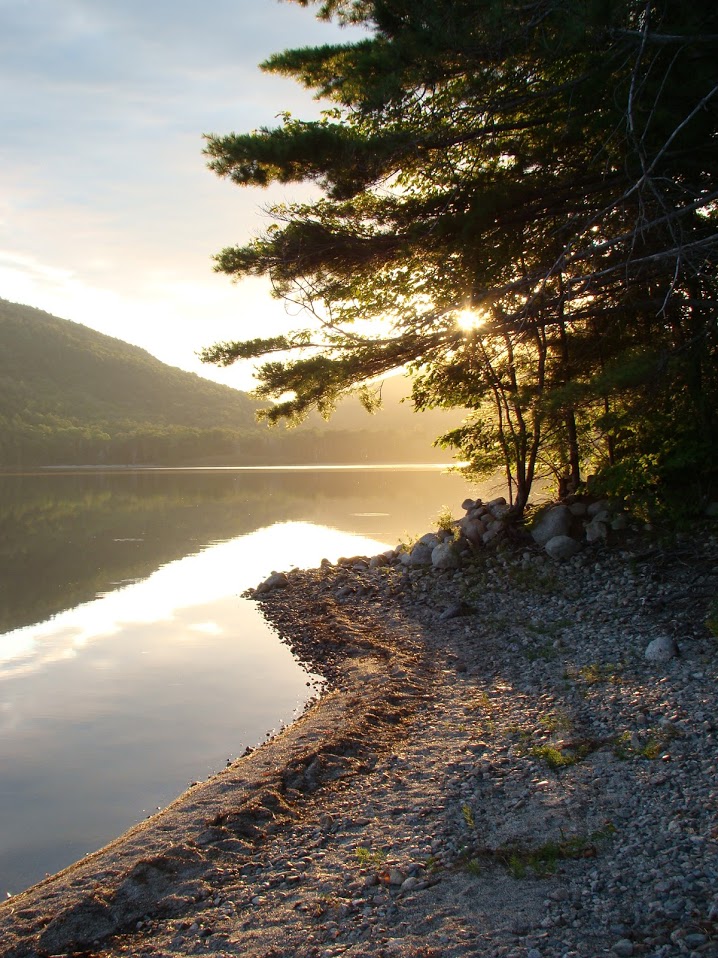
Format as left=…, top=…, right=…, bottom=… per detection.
left=455, top=309, right=487, bottom=332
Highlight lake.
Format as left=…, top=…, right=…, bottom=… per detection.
left=0, top=465, right=494, bottom=895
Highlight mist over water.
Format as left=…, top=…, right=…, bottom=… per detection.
left=0, top=466, right=487, bottom=893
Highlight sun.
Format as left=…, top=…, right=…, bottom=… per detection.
left=455, top=309, right=487, bottom=332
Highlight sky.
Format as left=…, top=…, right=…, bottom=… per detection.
left=0, top=0, right=362, bottom=390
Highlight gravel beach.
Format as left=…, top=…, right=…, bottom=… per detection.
left=1, top=520, right=716, bottom=958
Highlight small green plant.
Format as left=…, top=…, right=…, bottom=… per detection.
left=466, top=691, right=492, bottom=712
left=465, top=857, right=482, bottom=877
left=529, top=742, right=592, bottom=769
left=524, top=642, right=558, bottom=662
left=436, top=505, right=457, bottom=534
left=539, top=712, right=572, bottom=734
left=355, top=846, right=386, bottom=867
left=501, top=829, right=612, bottom=878
left=613, top=727, right=678, bottom=760
left=566, top=662, right=623, bottom=686
left=461, top=804, right=475, bottom=829
left=424, top=854, right=440, bottom=873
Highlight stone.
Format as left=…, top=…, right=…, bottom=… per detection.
left=458, top=516, right=486, bottom=546
left=568, top=501, right=588, bottom=516
left=402, top=541, right=434, bottom=566
left=531, top=504, right=572, bottom=546
left=705, top=501, right=718, bottom=518
left=611, top=514, right=628, bottom=531
left=544, top=535, right=581, bottom=561
left=256, top=571, right=289, bottom=594
left=645, top=635, right=679, bottom=662
left=431, top=541, right=462, bottom=569
left=585, top=519, right=610, bottom=543
left=418, top=533, right=441, bottom=548
left=611, top=939, right=634, bottom=957
left=439, top=600, right=474, bottom=620
left=587, top=499, right=613, bottom=517
left=369, top=554, right=389, bottom=569
left=461, top=498, right=476, bottom=511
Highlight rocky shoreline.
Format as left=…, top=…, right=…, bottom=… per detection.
left=1, top=504, right=716, bottom=958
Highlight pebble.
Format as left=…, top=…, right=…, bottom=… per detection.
left=21, top=521, right=716, bottom=958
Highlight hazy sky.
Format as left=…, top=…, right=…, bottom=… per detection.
left=0, top=0, right=360, bottom=389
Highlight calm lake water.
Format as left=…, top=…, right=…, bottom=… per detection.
left=0, top=465, right=494, bottom=894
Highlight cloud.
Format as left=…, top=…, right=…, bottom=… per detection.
left=0, top=0, right=361, bottom=382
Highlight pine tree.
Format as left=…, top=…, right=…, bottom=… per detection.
left=203, top=0, right=718, bottom=512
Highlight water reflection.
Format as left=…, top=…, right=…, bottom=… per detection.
left=0, top=521, right=393, bottom=894
left=0, top=467, right=485, bottom=894
left=0, top=522, right=389, bottom=683
left=0, top=467, right=478, bottom=635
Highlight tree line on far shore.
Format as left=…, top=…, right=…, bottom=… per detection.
left=0, top=299, right=452, bottom=467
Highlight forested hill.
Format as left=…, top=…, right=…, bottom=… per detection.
left=0, top=299, right=458, bottom=467
left=0, top=298, right=263, bottom=466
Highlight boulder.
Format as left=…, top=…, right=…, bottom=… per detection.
left=487, top=499, right=511, bottom=519
left=256, top=571, right=289, bottom=594
left=457, top=516, right=486, bottom=547
left=531, top=504, right=572, bottom=546
left=418, top=533, right=441, bottom=548
left=401, top=541, right=434, bottom=566
left=544, top=535, right=581, bottom=561
left=587, top=499, right=613, bottom=518
left=431, top=541, right=462, bottom=569
left=585, top=518, right=610, bottom=543
left=645, top=635, right=679, bottom=662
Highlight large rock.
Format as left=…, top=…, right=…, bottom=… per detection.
left=431, top=541, right=462, bottom=570
left=487, top=497, right=511, bottom=519
left=256, top=571, right=289, bottom=594
left=457, top=515, right=486, bottom=547
left=645, top=635, right=679, bottom=662
left=585, top=518, right=610, bottom=543
left=401, top=541, right=434, bottom=566
left=544, top=535, right=581, bottom=561
left=531, top=504, right=572, bottom=546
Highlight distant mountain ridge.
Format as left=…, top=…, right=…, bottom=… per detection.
left=0, top=298, right=460, bottom=466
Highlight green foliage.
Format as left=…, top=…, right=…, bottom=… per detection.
left=203, top=0, right=718, bottom=512
left=497, top=829, right=613, bottom=878
left=354, top=845, right=386, bottom=867
left=528, top=743, right=593, bottom=770
left=0, top=299, right=456, bottom=467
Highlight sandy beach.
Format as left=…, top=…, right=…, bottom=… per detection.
left=1, top=524, right=716, bottom=958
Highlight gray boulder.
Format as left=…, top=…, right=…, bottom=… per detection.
left=401, top=540, right=434, bottom=566
left=531, top=504, right=572, bottom=546
left=645, top=635, right=679, bottom=662
left=544, top=535, right=581, bottom=561
left=431, top=541, right=462, bottom=569
left=457, top=516, right=486, bottom=547
left=585, top=518, right=610, bottom=543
